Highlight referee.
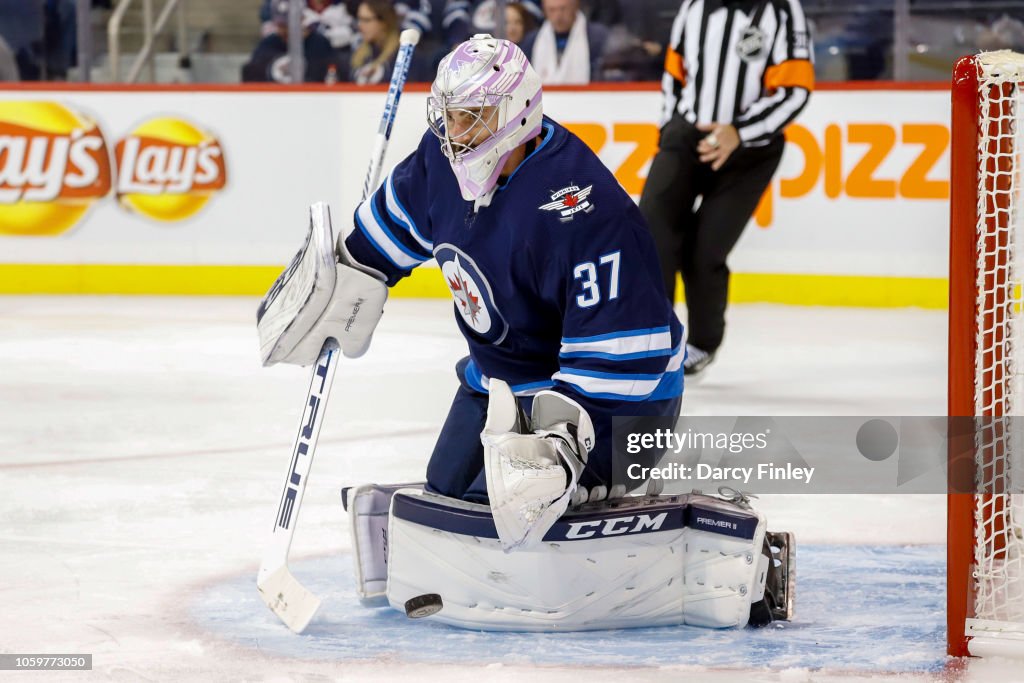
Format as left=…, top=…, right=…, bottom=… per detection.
left=639, top=0, right=813, bottom=376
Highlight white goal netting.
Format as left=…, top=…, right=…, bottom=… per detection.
left=969, top=50, right=1024, bottom=644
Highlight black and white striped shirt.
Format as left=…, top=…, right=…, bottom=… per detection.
left=661, top=0, right=814, bottom=145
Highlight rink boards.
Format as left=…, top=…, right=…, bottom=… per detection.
left=0, top=83, right=949, bottom=306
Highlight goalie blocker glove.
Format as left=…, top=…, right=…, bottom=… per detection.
left=481, top=379, right=595, bottom=551
left=257, top=202, right=388, bottom=366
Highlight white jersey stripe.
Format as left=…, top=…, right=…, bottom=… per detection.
left=560, top=330, right=673, bottom=357
left=552, top=371, right=662, bottom=400
left=714, top=16, right=743, bottom=122
left=356, top=200, right=425, bottom=269
left=385, top=172, right=432, bottom=252
left=665, top=344, right=685, bottom=373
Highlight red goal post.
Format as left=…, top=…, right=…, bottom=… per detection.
left=948, top=50, right=1024, bottom=658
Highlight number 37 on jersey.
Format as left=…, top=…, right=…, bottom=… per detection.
left=574, top=250, right=621, bottom=308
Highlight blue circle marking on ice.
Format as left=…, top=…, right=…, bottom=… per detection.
left=192, top=545, right=945, bottom=671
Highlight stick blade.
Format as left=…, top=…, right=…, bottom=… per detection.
left=257, top=565, right=322, bottom=633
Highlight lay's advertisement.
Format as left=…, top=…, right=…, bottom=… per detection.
left=0, top=103, right=231, bottom=237
left=115, top=116, right=227, bottom=222
left=0, top=91, right=345, bottom=282
left=0, top=101, right=113, bottom=236
left=0, top=87, right=951, bottom=305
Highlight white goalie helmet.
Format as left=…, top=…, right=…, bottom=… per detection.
left=428, top=34, right=543, bottom=201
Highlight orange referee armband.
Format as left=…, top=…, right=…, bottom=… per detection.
left=764, top=59, right=815, bottom=93
left=664, top=46, right=686, bottom=85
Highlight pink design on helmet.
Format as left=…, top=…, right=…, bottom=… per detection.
left=427, top=35, right=544, bottom=201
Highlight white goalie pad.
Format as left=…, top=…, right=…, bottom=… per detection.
left=383, top=489, right=769, bottom=631
left=341, top=482, right=424, bottom=604
left=482, top=380, right=594, bottom=552
left=257, top=202, right=388, bottom=366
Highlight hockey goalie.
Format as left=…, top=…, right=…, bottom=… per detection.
left=257, top=34, right=793, bottom=631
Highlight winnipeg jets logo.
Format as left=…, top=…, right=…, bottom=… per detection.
left=539, top=184, right=594, bottom=222
left=447, top=262, right=483, bottom=325
left=435, top=244, right=509, bottom=344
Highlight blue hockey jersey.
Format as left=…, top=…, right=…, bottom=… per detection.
left=343, top=117, right=684, bottom=471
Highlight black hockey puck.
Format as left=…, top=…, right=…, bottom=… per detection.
left=404, top=593, right=443, bottom=619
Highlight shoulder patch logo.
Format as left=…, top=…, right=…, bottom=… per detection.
left=539, top=184, right=594, bottom=222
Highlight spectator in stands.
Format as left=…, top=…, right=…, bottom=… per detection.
left=978, top=14, right=1024, bottom=52
left=0, top=34, right=18, bottom=81
left=260, top=1, right=432, bottom=45
left=599, top=24, right=661, bottom=81
left=262, top=0, right=340, bottom=37
left=1, top=0, right=88, bottom=81
left=836, top=0, right=890, bottom=80
left=0, top=0, right=44, bottom=80
left=44, top=0, right=77, bottom=80
left=242, top=0, right=336, bottom=83
left=349, top=0, right=400, bottom=84
left=317, top=1, right=359, bottom=55
left=505, top=2, right=538, bottom=45
left=260, top=0, right=354, bottom=63
left=520, top=0, right=609, bottom=84
left=575, top=0, right=660, bottom=82
left=580, top=0, right=620, bottom=26
left=442, top=0, right=542, bottom=48
left=395, top=0, right=433, bottom=37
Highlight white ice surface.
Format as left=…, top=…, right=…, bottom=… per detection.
left=0, top=296, right=1016, bottom=681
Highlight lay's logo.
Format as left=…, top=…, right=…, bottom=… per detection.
left=0, top=103, right=229, bottom=236
left=115, top=117, right=227, bottom=222
left=0, top=101, right=112, bottom=236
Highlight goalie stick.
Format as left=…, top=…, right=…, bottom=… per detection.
left=256, top=28, right=421, bottom=634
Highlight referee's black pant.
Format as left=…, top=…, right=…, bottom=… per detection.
left=640, top=114, right=783, bottom=354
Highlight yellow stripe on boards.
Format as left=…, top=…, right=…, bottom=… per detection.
left=0, top=265, right=948, bottom=309
left=722, top=273, right=948, bottom=309
left=0, top=264, right=284, bottom=295
left=390, top=268, right=451, bottom=299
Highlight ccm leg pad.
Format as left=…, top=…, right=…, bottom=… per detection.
left=343, top=482, right=424, bottom=604
left=384, top=489, right=771, bottom=631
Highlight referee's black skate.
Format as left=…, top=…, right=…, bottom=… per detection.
left=683, top=344, right=715, bottom=376
left=748, top=531, right=795, bottom=628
